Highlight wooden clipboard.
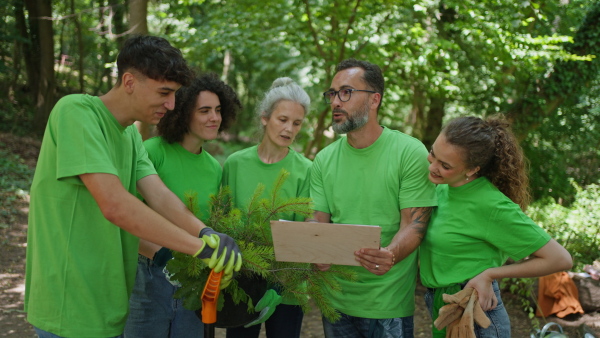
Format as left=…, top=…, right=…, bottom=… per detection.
left=270, top=220, right=381, bottom=266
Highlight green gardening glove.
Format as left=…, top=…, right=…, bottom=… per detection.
left=193, top=231, right=242, bottom=275
left=193, top=233, right=241, bottom=289
left=197, top=227, right=242, bottom=275
left=243, top=289, right=282, bottom=328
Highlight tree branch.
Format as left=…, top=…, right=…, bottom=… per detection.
left=301, top=0, right=328, bottom=59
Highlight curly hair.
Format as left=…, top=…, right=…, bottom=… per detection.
left=116, top=35, right=194, bottom=87
left=157, top=72, right=242, bottom=143
left=442, top=115, right=531, bottom=210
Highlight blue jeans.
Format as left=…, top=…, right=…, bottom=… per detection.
left=124, top=255, right=203, bottom=338
left=424, top=280, right=511, bottom=338
left=225, top=304, right=304, bottom=338
left=34, top=327, right=123, bottom=338
left=322, top=312, right=414, bottom=338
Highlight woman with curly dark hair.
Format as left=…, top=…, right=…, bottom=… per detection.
left=125, top=72, right=242, bottom=338
left=419, top=115, right=572, bottom=338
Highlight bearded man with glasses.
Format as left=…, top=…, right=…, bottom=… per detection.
left=310, top=59, right=437, bottom=338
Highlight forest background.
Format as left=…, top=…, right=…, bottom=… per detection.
left=0, top=0, right=599, bottom=332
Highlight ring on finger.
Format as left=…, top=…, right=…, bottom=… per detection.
left=375, top=264, right=379, bottom=270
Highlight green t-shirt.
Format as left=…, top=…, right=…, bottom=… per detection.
left=144, top=137, right=222, bottom=222
left=222, top=145, right=312, bottom=222
left=222, top=145, right=312, bottom=305
left=310, top=126, right=437, bottom=318
left=25, top=94, right=156, bottom=337
left=419, top=177, right=551, bottom=288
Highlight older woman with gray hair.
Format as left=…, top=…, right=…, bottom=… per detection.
left=222, top=77, right=312, bottom=338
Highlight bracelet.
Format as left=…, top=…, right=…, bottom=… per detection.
left=384, top=247, right=396, bottom=266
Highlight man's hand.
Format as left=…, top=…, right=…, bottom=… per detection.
left=194, top=227, right=242, bottom=275
left=243, top=289, right=282, bottom=327
left=354, top=247, right=395, bottom=275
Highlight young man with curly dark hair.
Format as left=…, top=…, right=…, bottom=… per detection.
left=25, top=37, right=241, bottom=338
left=125, top=72, right=242, bottom=338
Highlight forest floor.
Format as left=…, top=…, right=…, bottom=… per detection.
left=1, top=132, right=599, bottom=337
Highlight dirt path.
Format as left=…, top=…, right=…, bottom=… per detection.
left=1, top=132, right=598, bottom=337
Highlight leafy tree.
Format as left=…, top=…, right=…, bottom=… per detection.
left=1, top=0, right=598, bottom=207
left=505, top=0, right=600, bottom=139
left=524, top=79, right=600, bottom=203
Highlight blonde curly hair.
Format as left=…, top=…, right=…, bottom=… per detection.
left=442, top=115, right=531, bottom=210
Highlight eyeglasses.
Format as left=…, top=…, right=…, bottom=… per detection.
left=322, top=88, right=377, bottom=104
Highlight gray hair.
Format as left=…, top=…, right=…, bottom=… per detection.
left=257, top=77, right=311, bottom=123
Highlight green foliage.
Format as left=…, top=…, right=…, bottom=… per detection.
left=500, top=277, right=539, bottom=325
left=527, top=180, right=600, bottom=272
left=523, top=79, right=600, bottom=203
left=2, top=0, right=598, bottom=209
left=0, top=144, right=34, bottom=228
left=0, top=100, right=35, bottom=136
left=167, top=169, right=355, bottom=322
left=0, top=144, right=34, bottom=192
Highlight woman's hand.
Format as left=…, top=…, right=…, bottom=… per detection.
left=465, top=270, right=497, bottom=311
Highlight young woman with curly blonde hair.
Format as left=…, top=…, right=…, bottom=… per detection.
left=420, top=115, right=572, bottom=338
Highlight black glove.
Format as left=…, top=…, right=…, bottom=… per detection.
left=152, top=247, right=173, bottom=268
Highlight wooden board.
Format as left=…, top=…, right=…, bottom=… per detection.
left=270, top=220, right=381, bottom=266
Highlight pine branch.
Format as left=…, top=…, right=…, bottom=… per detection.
left=269, top=169, right=290, bottom=205
left=169, top=169, right=353, bottom=320
left=183, top=190, right=200, bottom=217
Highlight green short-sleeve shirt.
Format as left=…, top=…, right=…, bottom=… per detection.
left=310, top=127, right=438, bottom=318
left=222, top=145, right=312, bottom=305
left=25, top=94, right=156, bottom=337
left=419, top=177, right=551, bottom=288
left=222, top=145, right=312, bottom=222
left=144, top=137, right=222, bottom=222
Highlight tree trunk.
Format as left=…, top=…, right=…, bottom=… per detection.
left=71, top=0, right=84, bottom=92
left=27, top=0, right=56, bottom=135
left=408, top=83, right=426, bottom=141
left=421, top=95, right=446, bottom=150
left=303, top=106, right=331, bottom=159
left=303, top=68, right=334, bottom=158
left=109, top=0, right=126, bottom=46
left=129, top=0, right=148, bottom=35
left=222, top=50, right=232, bottom=82
left=21, top=0, right=40, bottom=103
left=129, top=0, right=153, bottom=140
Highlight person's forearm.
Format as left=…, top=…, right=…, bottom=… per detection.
left=386, top=228, right=419, bottom=263
left=137, top=175, right=204, bottom=237
left=144, top=191, right=204, bottom=236
left=108, top=192, right=203, bottom=255
left=139, top=238, right=162, bottom=259
left=481, top=239, right=572, bottom=280
left=81, top=173, right=204, bottom=256
left=386, top=207, right=433, bottom=263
